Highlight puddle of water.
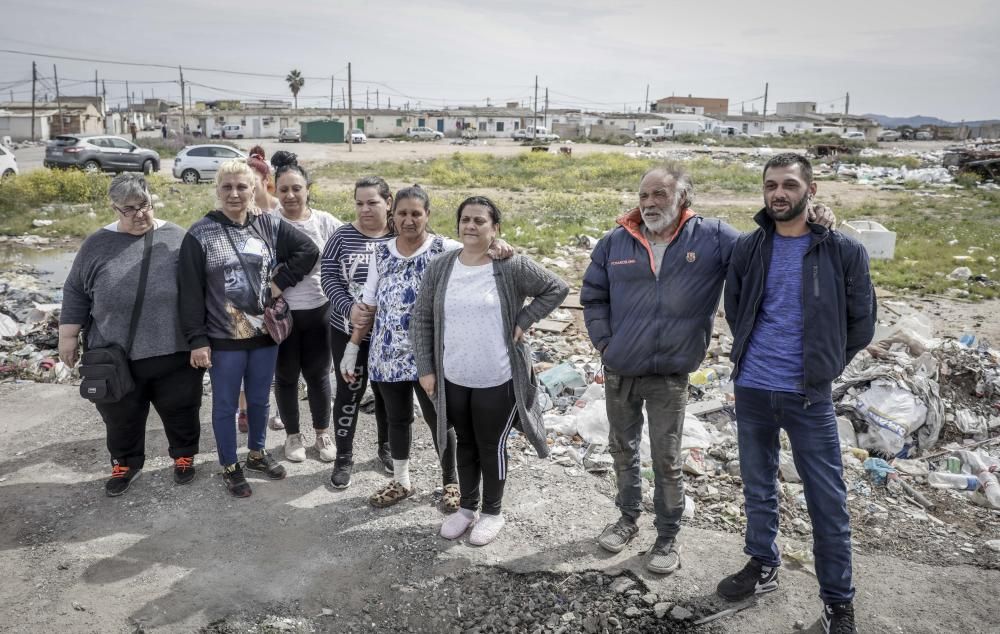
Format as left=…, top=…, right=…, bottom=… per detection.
left=0, top=244, right=78, bottom=286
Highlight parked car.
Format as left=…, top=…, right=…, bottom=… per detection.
left=44, top=135, right=160, bottom=175
left=346, top=128, right=367, bottom=144
left=210, top=124, right=245, bottom=139
left=915, top=130, right=934, bottom=140
left=840, top=131, right=867, bottom=141
left=278, top=127, right=301, bottom=143
left=516, top=127, right=559, bottom=142
left=635, top=126, right=668, bottom=143
left=0, top=144, right=18, bottom=179
left=877, top=130, right=901, bottom=142
left=406, top=126, right=444, bottom=140
left=173, top=145, right=247, bottom=184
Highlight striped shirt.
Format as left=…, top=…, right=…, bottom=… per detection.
left=320, top=223, right=393, bottom=335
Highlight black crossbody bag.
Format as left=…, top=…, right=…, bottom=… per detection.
left=78, top=230, right=153, bottom=403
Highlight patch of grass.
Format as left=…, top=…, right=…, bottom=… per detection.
left=314, top=152, right=760, bottom=194
left=841, top=191, right=1000, bottom=299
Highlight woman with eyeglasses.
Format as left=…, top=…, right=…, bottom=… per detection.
left=59, top=173, right=206, bottom=497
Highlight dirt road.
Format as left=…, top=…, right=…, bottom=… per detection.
left=1, top=382, right=997, bottom=633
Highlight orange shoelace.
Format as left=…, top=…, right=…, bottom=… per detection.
left=174, top=456, right=194, bottom=471
left=110, top=464, right=130, bottom=479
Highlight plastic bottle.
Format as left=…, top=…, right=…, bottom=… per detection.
left=976, top=471, right=1000, bottom=508
left=927, top=472, right=980, bottom=491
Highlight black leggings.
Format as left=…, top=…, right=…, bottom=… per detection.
left=376, top=380, right=457, bottom=486
left=275, top=302, right=332, bottom=435
left=444, top=379, right=518, bottom=515
left=95, top=351, right=204, bottom=469
left=329, top=325, right=388, bottom=457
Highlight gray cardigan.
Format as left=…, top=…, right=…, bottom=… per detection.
left=411, top=251, right=569, bottom=459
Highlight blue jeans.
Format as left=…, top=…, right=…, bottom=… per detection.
left=210, top=346, right=279, bottom=466
left=735, top=385, right=854, bottom=604
left=605, top=371, right=687, bottom=540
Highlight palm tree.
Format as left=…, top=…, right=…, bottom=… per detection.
left=286, top=70, right=305, bottom=110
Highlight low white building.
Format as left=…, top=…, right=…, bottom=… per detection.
left=0, top=108, right=54, bottom=142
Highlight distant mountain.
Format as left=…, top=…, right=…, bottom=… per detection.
left=863, top=114, right=954, bottom=128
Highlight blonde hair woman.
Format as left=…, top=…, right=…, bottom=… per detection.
left=177, top=159, right=319, bottom=497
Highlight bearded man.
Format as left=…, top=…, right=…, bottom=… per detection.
left=581, top=163, right=740, bottom=574
left=712, top=153, right=874, bottom=634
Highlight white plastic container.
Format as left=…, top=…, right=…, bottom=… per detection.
left=840, top=220, right=897, bottom=260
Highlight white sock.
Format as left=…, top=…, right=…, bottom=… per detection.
left=394, top=459, right=410, bottom=489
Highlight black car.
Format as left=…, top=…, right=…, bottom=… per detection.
left=44, top=135, right=160, bottom=175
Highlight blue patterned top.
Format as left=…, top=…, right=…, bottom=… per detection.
left=368, top=235, right=449, bottom=382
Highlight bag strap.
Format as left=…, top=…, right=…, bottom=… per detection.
left=221, top=224, right=262, bottom=296
left=125, top=229, right=154, bottom=355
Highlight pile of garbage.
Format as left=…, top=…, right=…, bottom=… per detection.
left=0, top=264, right=71, bottom=384
left=529, top=294, right=1000, bottom=564
left=836, top=164, right=954, bottom=185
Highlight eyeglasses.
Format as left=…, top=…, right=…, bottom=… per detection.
left=114, top=203, right=152, bottom=218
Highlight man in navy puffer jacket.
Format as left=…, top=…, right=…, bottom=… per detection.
left=582, top=164, right=740, bottom=574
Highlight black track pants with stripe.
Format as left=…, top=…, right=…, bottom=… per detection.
left=444, top=379, right=517, bottom=515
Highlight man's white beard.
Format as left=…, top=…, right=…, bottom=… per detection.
left=641, top=205, right=680, bottom=233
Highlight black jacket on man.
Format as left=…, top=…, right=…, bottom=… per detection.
left=724, top=209, right=877, bottom=405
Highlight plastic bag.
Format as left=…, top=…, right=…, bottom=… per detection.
left=853, top=379, right=928, bottom=455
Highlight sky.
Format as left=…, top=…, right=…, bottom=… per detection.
left=1, top=0, right=997, bottom=121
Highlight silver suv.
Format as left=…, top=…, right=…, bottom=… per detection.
left=44, top=135, right=160, bottom=174
left=173, top=144, right=246, bottom=184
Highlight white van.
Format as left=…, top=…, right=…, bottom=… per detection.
left=220, top=124, right=245, bottom=139
left=635, top=126, right=667, bottom=142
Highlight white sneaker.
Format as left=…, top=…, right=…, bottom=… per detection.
left=469, top=513, right=505, bottom=546
left=269, top=415, right=284, bottom=430
left=314, top=432, right=336, bottom=462
left=284, top=433, right=306, bottom=462
left=440, top=508, right=477, bottom=540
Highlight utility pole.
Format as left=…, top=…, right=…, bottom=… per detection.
left=533, top=75, right=538, bottom=139
left=125, top=80, right=131, bottom=126
left=102, top=80, right=107, bottom=132
left=376, top=89, right=379, bottom=109
left=53, top=64, right=63, bottom=136
left=645, top=84, right=650, bottom=112
left=762, top=82, right=768, bottom=121
left=179, top=66, right=187, bottom=136
left=347, top=62, right=353, bottom=152
left=94, top=70, right=98, bottom=97
left=544, top=87, right=548, bottom=130
left=31, top=61, right=36, bottom=141
left=845, top=91, right=850, bottom=115
left=366, top=87, right=369, bottom=110
left=329, top=75, right=334, bottom=118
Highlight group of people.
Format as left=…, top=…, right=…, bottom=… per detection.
left=58, top=147, right=568, bottom=547
left=59, top=147, right=872, bottom=632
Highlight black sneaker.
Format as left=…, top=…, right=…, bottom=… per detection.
left=245, top=450, right=287, bottom=480
left=331, top=455, right=354, bottom=489
left=597, top=515, right=639, bottom=553
left=377, top=442, right=393, bottom=474
left=716, top=558, right=779, bottom=601
left=105, top=463, right=141, bottom=497
left=222, top=463, right=252, bottom=498
left=821, top=602, right=856, bottom=634
left=173, top=456, right=196, bottom=485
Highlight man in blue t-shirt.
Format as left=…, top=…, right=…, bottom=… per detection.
left=718, top=153, right=875, bottom=634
